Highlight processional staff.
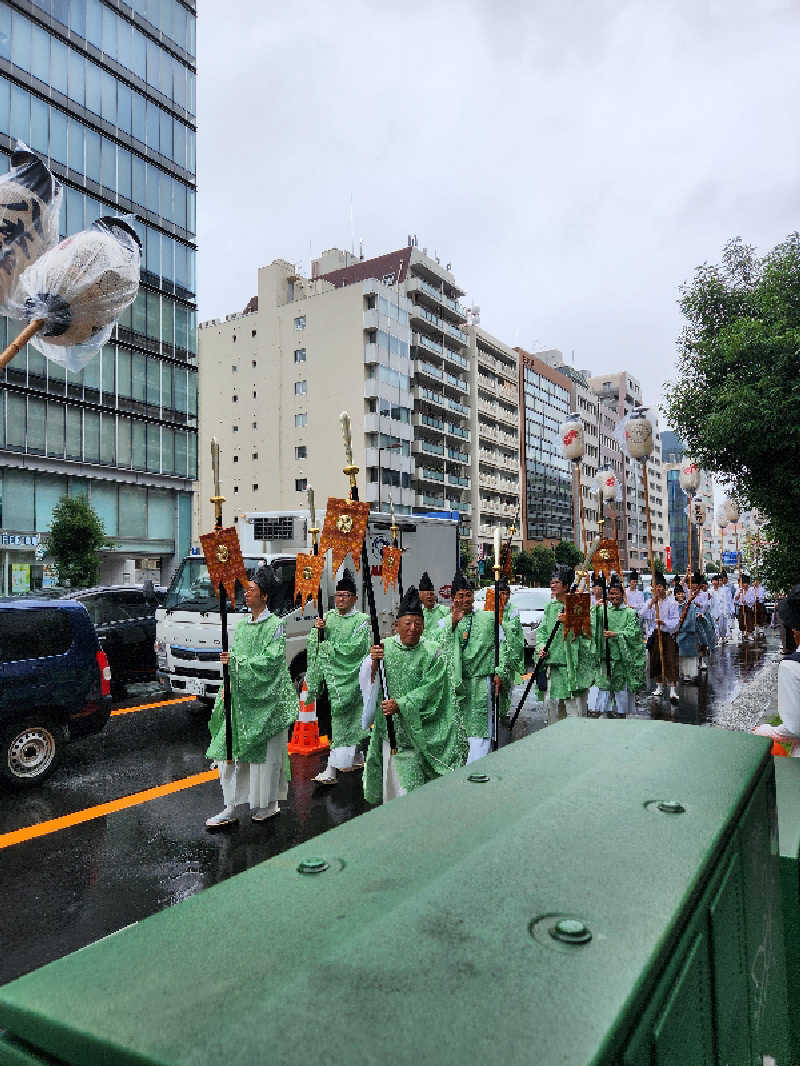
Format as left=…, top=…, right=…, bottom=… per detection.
left=679, top=460, right=701, bottom=589
left=492, top=527, right=501, bottom=752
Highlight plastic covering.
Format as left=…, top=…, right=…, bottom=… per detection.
left=12, top=215, right=141, bottom=372
left=678, top=460, right=702, bottom=494
left=0, top=142, right=61, bottom=310
left=616, top=406, right=657, bottom=460
left=560, top=413, right=585, bottom=460
left=722, top=497, right=740, bottom=523
left=594, top=468, right=622, bottom=502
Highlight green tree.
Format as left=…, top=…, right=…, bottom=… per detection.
left=48, top=495, right=107, bottom=587
left=554, top=540, right=582, bottom=567
left=528, top=545, right=556, bottom=586
left=653, top=556, right=666, bottom=578
left=665, top=233, right=800, bottom=592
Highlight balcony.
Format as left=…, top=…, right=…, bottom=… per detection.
left=364, top=413, right=412, bottom=438
left=416, top=360, right=443, bottom=383
left=412, top=438, right=444, bottom=459
left=448, top=448, right=469, bottom=463
left=479, top=425, right=498, bottom=443
left=478, top=397, right=497, bottom=419
left=412, top=412, right=445, bottom=433
left=441, top=346, right=469, bottom=372
left=416, top=385, right=445, bottom=407
left=419, top=467, right=445, bottom=485
left=450, top=500, right=471, bottom=514
left=413, top=332, right=444, bottom=357
left=441, top=319, right=468, bottom=346
left=448, top=399, right=470, bottom=417
left=420, top=493, right=446, bottom=509
left=448, top=474, right=470, bottom=489
left=496, top=404, right=518, bottom=428
left=446, top=424, right=470, bottom=443
left=407, top=275, right=467, bottom=320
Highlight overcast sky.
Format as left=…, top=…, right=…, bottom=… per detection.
left=196, top=0, right=799, bottom=420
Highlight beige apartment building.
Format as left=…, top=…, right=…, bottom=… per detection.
left=589, top=371, right=666, bottom=569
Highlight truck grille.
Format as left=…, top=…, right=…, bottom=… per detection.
left=170, top=646, right=220, bottom=662
left=173, top=667, right=221, bottom=681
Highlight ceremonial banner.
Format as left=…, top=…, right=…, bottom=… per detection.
left=320, top=497, right=371, bottom=574
left=483, top=587, right=506, bottom=621
left=295, top=552, right=325, bottom=607
left=591, top=539, right=622, bottom=581
left=199, top=527, right=248, bottom=604
left=381, top=545, right=402, bottom=593
left=564, top=592, right=592, bottom=638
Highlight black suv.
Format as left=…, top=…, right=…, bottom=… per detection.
left=57, top=585, right=162, bottom=696
left=0, top=600, right=112, bottom=787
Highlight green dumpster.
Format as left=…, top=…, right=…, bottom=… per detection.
left=774, top=754, right=800, bottom=1062
left=0, top=719, right=790, bottom=1065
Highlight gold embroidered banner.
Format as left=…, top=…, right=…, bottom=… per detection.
left=295, top=552, right=325, bottom=607
left=483, top=587, right=506, bottom=621
left=381, top=545, right=402, bottom=593
left=564, top=592, right=592, bottom=639
left=591, top=538, right=621, bottom=582
left=199, top=527, right=248, bottom=605
left=320, top=497, right=371, bottom=575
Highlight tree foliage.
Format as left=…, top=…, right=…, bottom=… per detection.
left=665, top=233, right=800, bottom=592
left=554, top=539, right=583, bottom=567
left=48, top=495, right=107, bottom=587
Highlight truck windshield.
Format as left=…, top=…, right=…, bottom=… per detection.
left=164, top=557, right=297, bottom=616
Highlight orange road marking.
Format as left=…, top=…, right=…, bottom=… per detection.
left=0, top=769, right=220, bottom=850
left=111, top=696, right=195, bottom=716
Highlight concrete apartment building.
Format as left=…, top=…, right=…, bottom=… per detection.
left=0, top=0, right=197, bottom=592
left=466, top=321, right=521, bottom=560
left=198, top=240, right=523, bottom=554
left=589, top=372, right=666, bottom=569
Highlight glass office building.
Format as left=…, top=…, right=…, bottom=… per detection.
left=519, top=354, right=573, bottom=543
left=0, top=0, right=197, bottom=593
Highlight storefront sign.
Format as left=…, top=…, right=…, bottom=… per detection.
left=0, top=533, right=40, bottom=548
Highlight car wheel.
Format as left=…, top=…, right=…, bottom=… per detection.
left=1, top=718, right=65, bottom=788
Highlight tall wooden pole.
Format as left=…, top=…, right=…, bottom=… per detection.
left=210, top=438, right=232, bottom=762
left=641, top=459, right=665, bottom=686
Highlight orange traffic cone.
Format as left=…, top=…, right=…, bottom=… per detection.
left=288, top=679, right=329, bottom=755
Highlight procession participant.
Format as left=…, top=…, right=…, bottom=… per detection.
left=709, top=574, right=729, bottom=643
left=734, top=574, right=756, bottom=642
left=674, top=584, right=702, bottom=683
left=592, top=574, right=646, bottom=717
left=692, top=572, right=710, bottom=614
left=535, top=564, right=596, bottom=724
left=205, top=565, right=298, bottom=829
left=498, top=577, right=525, bottom=719
left=624, top=570, right=646, bottom=615
left=591, top=575, right=604, bottom=606
left=754, top=578, right=768, bottom=638
left=691, top=572, right=712, bottom=671
left=360, top=586, right=463, bottom=803
left=721, top=572, right=737, bottom=637
left=419, top=570, right=449, bottom=630
left=435, top=569, right=504, bottom=764
left=753, top=585, right=800, bottom=753
left=306, top=567, right=371, bottom=785
left=642, top=573, right=680, bottom=702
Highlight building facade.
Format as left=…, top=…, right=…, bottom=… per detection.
left=661, top=430, right=715, bottom=575
left=516, top=347, right=573, bottom=548
left=0, top=0, right=197, bottom=593
left=589, top=371, right=665, bottom=569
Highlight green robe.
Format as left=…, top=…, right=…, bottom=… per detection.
left=498, top=604, right=525, bottom=717
left=206, top=612, right=298, bottom=763
left=362, top=635, right=465, bottom=804
left=593, top=602, right=646, bottom=693
left=306, top=608, right=371, bottom=748
left=422, top=603, right=450, bottom=633
left=435, top=609, right=508, bottom=739
left=534, top=598, right=597, bottom=701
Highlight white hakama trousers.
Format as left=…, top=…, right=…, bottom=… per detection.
left=545, top=683, right=588, bottom=725
left=326, top=745, right=360, bottom=771
left=593, top=689, right=634, bottom=716
left=218, top=732, right=288, bottom=811
left=466, top=737, right=491, bottom=764
left=382, top=739, right=407, bottom=801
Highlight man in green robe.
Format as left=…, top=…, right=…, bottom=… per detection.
left=496, top=578, right=525, bottom=720
left=435, top=569, right=506, bottom=764
left=205, top=564, right=298, bottom=829
left=419, top=570, right=450, bottom=631
left=360, top=586, right=464, bottom=804
left=535, top=564, right=596, bottom=724
left=592, top=574, right=646, bottom=717
left=306, top=568, right=371, bottom=784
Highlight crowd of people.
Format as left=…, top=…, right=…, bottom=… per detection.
left=200, top=560, right=780, bottom=829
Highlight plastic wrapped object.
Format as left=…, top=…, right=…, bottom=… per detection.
left=618, top=406, right=657, bottom=460
left=679, top=460, right=702, bottom=494
left=560, top=412, right=585, bottom=460
left=0, top=142, right=61, bottom=310
left=8, top=215, right=141, bottom=372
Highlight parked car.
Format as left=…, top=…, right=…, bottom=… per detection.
left=57, top=585, right=162, bottom=696
left=0, top=600, right=112, bottom=787
left=506, top=587, right=554, bottom=648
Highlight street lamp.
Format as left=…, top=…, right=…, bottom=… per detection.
left=377, top=442, right=403, bottom=512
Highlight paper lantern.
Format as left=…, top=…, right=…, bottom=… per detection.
left=679, top=460, right=701, bottom=494
left=0, top=144, right=61, bottom=310
left=560, top=413, right=585, bottom=461
left=716, top=510, right=729, bottom=530
left=597, top=469, right=618, bottom=501
left=623, top=409, right=654, bottom=460
left=722, top=497, right=740, bottom=523
left=692, top=499, right=707, bottom=525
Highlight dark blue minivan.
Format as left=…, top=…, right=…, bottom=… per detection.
left=0, top=600, right=112, bottom=787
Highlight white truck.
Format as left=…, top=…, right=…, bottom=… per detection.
left=154, top=509, right=460, bottom=706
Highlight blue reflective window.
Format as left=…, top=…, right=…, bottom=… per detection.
left=10, top=85, right=30, bottom=144
left=117, top=18, right=131, bottom=70
left=30, top=96, right=48, bottom=155
left=0, top=78, right=10, bottom=133
left=159, top=110, right=172, bottom=161
left=11, top=11, right=32, bottom=73
left=146, top=38, right=160, bottom=89
left=187, top=128, right=195, bottom=173
left=187, top=189, right=195, bottom=233
left=101, top=70, right=116, bottom=123
left=132, top=90, right=146, bottom=143
left=31, top=23, right=50, bottom=82
left=65, top=186, right=82, bottom=234
left=68, top=48, right=85, bottom=107
left=50, top=106, right=67, bottom=164
left=85, top=196, right=101, bottom=226
left=159, top=170, right=171, bottom=220
left=173, top=64, right=186, bottom=111
left=159, top=49, right=171, bottom=98
left=50, top=38, right=68, bottom=95
left=175, top=305, right=187, bottom=353
left=69, top=0, right=86, bottom=39
left=173, top=181, right=186, bottom=230
left=132, top=29, right=146, bottom=80
left=173, top=119, right=186, bottom=170
left=101, top=3, right=116, bottom=55
left=100, top=137, right=115, bottom=190
left=86, top=0, right=102, bottom=48
left=68, top=117, right=83, bottom=173
left=118, top=146, right=132, bottom=200
left=85, top=127, right=100, bottom=177
left=0, top=7, right=10, bottom=61
left=161, top=296, right=174, bottom=345
left=85, top=60, right=101, bottom=115
left=144, top=163, right=159, bottom=213
left=132, top=154, right=145, bottom=205
left=145, top=100, right=159, bottom=152
left=117, top=81, right=131, bottom=134
left=52, top=0, right=69, bottom=27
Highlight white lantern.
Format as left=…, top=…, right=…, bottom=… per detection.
left=679, top=460, right=701, bottom=494
left=0, top=146, right=62, bottom=309
left=623, top=409, right=654, bottom=460
left=723, top=497, right=740, bottom=523
left=692, top=499, right=707, bottom=525
left=560, top=413, right=585, bottom=461
left=597, top=469, right=618, bottom=502
left=716, top=510, right=729, bottom=530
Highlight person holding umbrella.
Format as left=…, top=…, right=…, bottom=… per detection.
left=205, top=564, right=298, bottom=829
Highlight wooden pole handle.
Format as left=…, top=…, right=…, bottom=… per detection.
left=0, top=319, right=45, bottom=372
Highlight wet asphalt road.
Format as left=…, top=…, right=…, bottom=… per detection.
left=0, top=628, right=784, bottom=987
